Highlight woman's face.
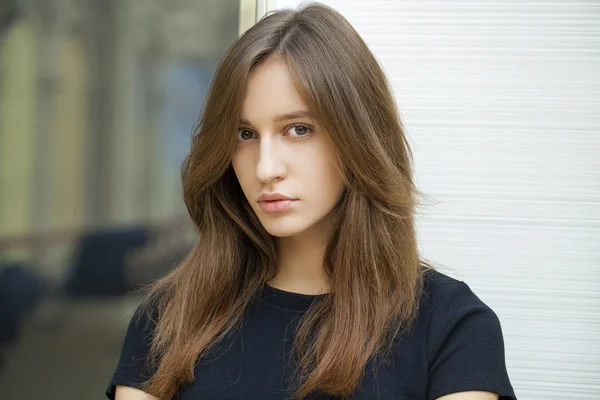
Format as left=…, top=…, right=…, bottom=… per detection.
left=231, top=59, right=344, bottom=238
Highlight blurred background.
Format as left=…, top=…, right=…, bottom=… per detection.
left=0, top=0, right=598, bottom=399
left=0, top=0, right=243, bottom=398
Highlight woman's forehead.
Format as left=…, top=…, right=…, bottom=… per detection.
left=241, top=60, right=310, bottom=124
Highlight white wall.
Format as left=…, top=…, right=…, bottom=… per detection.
left=268, top=1, right=600, bottom=398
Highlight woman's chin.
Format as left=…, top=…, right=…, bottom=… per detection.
left=259, top=217, right=309, bottom=238
left=263, top=225, right=304, bottom=238
left=258, top=211, right=335, bottom=239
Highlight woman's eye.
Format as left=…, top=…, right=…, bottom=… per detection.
left=237, top=129, right=256, bottom=141
left=287, top=125, right=311, bottom=137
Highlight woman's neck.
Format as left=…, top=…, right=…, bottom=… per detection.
left=268, top=222, right=333, bottom=295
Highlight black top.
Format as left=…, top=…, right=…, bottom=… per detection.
left=106, top=270, right=516, bottom=399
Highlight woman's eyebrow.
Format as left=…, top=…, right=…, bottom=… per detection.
left=239, top=110, right=313, bottom=125
left=273, top=110, right=314, bottom=122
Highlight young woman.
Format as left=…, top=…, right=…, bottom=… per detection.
left=107, top=3, right=516, bottom=400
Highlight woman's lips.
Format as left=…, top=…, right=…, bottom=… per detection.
left=259, top=199, right=297, bottom=213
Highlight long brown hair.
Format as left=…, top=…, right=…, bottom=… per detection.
left=139, top=3, right=431, bottom=399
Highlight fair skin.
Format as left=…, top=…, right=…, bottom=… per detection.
left=438, top=392, right=499, bottom=400
left=114, top=385, right=159, bottom=400
left=114, top=59, right=499, bottom=400
left=231, top=58, right=344, bottom=295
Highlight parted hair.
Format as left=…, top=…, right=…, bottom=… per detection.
left=138, top=3, right=431, bottom=399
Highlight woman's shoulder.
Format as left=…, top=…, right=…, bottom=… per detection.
left=421, top=268, right=493, bottom=315
left=105, top=299, right=160, bottom=399
left=418, top=267, right=506, bottom=354
left=418, top=268, right=505, bottom=349
left=113, top=295, right=162, bottom=365
left=417, top=268, right=516, bottom=399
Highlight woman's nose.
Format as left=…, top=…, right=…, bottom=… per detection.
left=256, top=136, right=286, bottom=184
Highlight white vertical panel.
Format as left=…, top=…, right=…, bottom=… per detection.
left=270, top=1, right=600, bottom=398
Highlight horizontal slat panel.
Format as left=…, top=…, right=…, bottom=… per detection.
left=273, top=1, right=600, bottom=398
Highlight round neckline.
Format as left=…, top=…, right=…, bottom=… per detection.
left=261, top=282, right=329, bottom=312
